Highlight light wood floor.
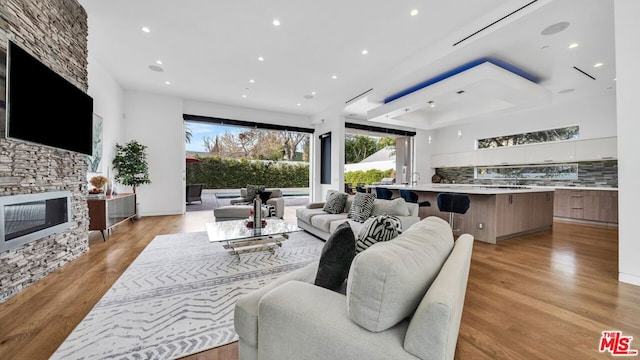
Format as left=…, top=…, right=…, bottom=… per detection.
left=1, top=212, right=639, bottom=360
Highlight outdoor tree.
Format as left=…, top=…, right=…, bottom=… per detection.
left=185, top=124, right=192, bottom=144
left=344, top=134, right=395, bottom=164
left=278, top=131, right=307, bottom=161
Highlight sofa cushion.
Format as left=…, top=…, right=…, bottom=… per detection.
left=314, top=222, right=356, bottom=291
left=346, top=216, right=454, bottom=332
left=311, top=213, right=349, bottom=233
left=323, top=192, right=349, bottom=214
left=347, top=192, right=376, bottom=223
left=371, top=198, right=410, bottom=217
left=296, top=208, right=327, bottom=224
left=355, top=215, right=402, bottom=254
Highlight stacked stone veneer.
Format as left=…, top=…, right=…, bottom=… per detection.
left=0, top=0, right=89, bottom=303
left=435, top=160, right=618, bottom=188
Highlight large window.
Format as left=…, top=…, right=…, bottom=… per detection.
left=477, top=126, right=579, bottom=149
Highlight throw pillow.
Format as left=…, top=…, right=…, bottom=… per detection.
left=314, top=222, right=356, bottom=291
left=323, top=192, right=348, bottom=214
left=258, top=191, right=272, bottom=203
left=246, top=184, right=265, bottom=200
left=347, top=192, right=376, bottom=223
left=371, top=197, right=410, bottom=217
left=355, top=215, right=402, bottom=253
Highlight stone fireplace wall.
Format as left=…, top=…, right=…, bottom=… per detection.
left=0, top=0, right=89, bottom=303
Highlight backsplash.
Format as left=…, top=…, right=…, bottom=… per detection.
left=435, top=160, right=617, bottom=188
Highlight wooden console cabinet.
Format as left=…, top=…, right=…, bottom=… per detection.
left=88, top=193, right=137, bottom=240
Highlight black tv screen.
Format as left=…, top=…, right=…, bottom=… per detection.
left=6, top=40, right=93, bottom=155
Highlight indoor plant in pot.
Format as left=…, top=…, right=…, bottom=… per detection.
left=112, top=140, right=151, bottom=217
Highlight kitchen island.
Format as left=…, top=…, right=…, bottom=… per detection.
left=371, top=184, right=555, bottom=244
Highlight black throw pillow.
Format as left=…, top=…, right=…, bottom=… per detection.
left=258, top=191, right=272, bottom=203
left=314, top=222, right=356, bottom=291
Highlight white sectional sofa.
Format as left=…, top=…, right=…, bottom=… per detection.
left=296, top=192, right=421, bottom=241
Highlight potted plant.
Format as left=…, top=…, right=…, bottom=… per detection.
left=112, top=140, right=151, bottom=218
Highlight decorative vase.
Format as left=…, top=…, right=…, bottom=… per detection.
left=252, top=195, right=262, bottom=229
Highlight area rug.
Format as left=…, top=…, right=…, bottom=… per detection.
left=50, top=230, right=324, bottom=360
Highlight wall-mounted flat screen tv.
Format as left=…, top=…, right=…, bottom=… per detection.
left=6, top=40, right=93, bottom=155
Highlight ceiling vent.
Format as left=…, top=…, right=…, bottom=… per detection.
left=453, top=0, right=539, bottom=47
left=573, top=66, right=596, bottom=80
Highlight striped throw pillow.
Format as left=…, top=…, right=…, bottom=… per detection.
left=356, top=215, right=402, bottom=253
left=348, top=192, right=376, bottom=223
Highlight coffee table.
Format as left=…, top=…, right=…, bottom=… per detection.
left=206, top=218, right=301, bottom=256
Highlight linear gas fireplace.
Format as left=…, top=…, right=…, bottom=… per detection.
left=0, top=191, right=73, bottom=253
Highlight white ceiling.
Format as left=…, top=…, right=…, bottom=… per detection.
left=78, top=0, right=616, bottom=130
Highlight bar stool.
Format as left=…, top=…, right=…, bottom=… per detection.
left=399, top=189, right=431, bottom=207
left=436, top=193, right=470, bottom=232
left=375, top=187, right=394, bottom=200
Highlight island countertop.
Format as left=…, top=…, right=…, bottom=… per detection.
left=368, top=183, right=555, bottom=195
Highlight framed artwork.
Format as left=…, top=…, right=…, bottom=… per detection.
left=86, top=113, right=103, bottom=172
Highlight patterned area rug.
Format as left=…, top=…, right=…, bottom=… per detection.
left=50, top=230, right=324, bottom=360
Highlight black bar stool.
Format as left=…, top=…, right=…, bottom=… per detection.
left=399, top=189, right=431, bottom=207
left=436, top=193, right=470, bottom=233
left=375, top=187, right=394, bottom=200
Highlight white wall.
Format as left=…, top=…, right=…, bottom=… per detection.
left=86, top=55, right=125, bottom=176
left=615, top=0, right=640, bottom=286
left=413, top=129, right=435, bottom=182
left=123, top=91, right=185, bottom=216
left=431, top=91, right=617, bottom=154
left=311, top=106, right=345, bottom=202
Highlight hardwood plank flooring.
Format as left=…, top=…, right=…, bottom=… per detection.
left=0, top=213, right=639, bottom=359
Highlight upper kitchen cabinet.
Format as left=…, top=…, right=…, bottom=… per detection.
left=524, top=141, right=576, bottom=164
left=575, top=137, right=617, bottom=161
left=453, top=151, right=487, bottom=167
left=431, top=153, right=455, bottom=168
left=482, top=146, right=526, bottom=166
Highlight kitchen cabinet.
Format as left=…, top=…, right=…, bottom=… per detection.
left=482, top=146, right=526, bottom=166
left=524, top=141, right=576, bottom=164
left=575, top=137, right=617, bottom=161
left=431, top=153, right=455, bottom=168
left=553, top=189, right=618, bottom=224
left=453, top=151, right=485, bottom=167
left=495, top=192, right=554, bottom=237
left=88, top=193, right=137, bottom=240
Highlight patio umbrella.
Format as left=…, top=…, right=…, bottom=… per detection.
left=186, top=155, right=202, bottom=163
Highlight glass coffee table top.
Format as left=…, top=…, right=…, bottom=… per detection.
left=206, top=218, right=301, bottom=243
left=206, top=218, right=302, bottom=256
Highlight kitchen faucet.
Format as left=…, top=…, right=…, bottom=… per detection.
left=411, top=172, right=421, bottom=186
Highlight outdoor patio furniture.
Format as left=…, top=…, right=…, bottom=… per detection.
left=186, top=184, right=204, bottom=204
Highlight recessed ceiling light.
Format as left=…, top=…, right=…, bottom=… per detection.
left=148, top=65, right=164, bottom=72
left=541, top=21, right=570, bottom=36
left=568, top=43, right=579, bottom=49
left=594, top=62, right=603, bottom=68
left=141, top=26, right=151, bottom=33
left=311, top=91, right=316, bottom=95
left=249, top=79, right=255, bottom=83
left=361, top=49, right=368, bottom=55
left=297, top=103, right=301, bottom=107
left=273, top=19, right=280, bottom=26
left=242, top=94, right=247, bottom=98
left=410, top=9, right=419, bottom=16
left=156, top=60, right=163, bottom=65
left=164, top=81, right=171, bottom=85
left=428, top=101, right=435, bottom=108
left=331, top=75, right=337, bottom=79
left=258, top=56, right=264, bottom=61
